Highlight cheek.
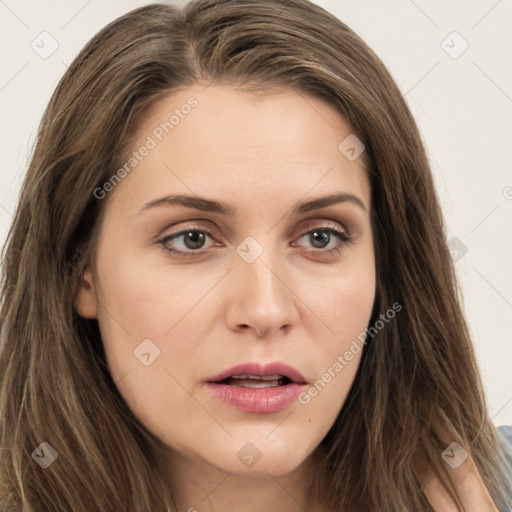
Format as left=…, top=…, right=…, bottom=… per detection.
left=94, top=239, right=213, bottom=347
left=300, top=253, right=375, bottom=415
left=91, top=240, right=178, bottom=386
left=316, top=248, right=376, bottom=348
left=334, top=270, right=375, bottom=341
left=92, top=242, right=222, bottom=438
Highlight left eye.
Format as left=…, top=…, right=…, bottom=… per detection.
left=295, top=227, right=350, bottom=250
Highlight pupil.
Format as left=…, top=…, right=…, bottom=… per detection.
left=184, top=231, right=205, bottom=249
left=310, top=230, right=330, bottom=248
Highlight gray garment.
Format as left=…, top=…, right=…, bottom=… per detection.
left=497, top=425, right=512, bottom=512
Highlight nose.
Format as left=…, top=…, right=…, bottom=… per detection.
left=225, top=246, right=299, bottom=338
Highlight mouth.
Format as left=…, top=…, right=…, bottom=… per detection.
left=205, top=362, right=307, bottom=413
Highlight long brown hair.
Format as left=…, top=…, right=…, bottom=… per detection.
left=1, top=1, right=510, bottom=510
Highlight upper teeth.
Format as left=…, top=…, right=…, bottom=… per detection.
left=230, top=374, right=284, bottom=380
left=226, top=375, right=289, bottom=388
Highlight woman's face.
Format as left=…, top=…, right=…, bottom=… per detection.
left=76, top=84, right=375, bottom=478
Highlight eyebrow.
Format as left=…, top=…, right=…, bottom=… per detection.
left=139, top=192, right=367, bottom=216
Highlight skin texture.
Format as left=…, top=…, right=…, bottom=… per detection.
left=75, top=84, right=376, bottom=511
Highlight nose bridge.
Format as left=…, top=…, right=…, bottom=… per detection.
left=244, top=249, right=281, bottom=298
left=227, top=238, right=298, bottom=336
left=240, top=241, right=285, bottom=303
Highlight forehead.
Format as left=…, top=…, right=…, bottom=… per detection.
left=108, top=84, right=371, bottom=215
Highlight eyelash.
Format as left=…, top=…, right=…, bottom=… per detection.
left=157, top=223, right=352, bottom=259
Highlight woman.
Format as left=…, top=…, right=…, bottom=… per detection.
left=0, top=0, right=511, bottom=510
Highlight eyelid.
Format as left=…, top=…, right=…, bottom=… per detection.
left=156, top=218, right=353, bottom=258
left=157, top=218, right=349, bottom=243
left=297, top=219, right=349, bottom=236
left=154, top=220, right=217, bottom=241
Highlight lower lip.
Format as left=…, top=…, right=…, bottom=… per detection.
left=206, top=382, right=306, bottom=413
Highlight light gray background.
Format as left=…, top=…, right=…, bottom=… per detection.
left=1, top=0, right=511, bottom=424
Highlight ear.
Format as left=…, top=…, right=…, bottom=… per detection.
left=75, top=268, right=98, bottom=319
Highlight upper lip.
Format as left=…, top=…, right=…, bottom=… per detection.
left=206, top=362, right=307, bottom=384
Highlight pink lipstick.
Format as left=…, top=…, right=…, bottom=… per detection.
left=205, top=362, right=307, bottom=413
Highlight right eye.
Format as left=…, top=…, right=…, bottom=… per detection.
left=158, top=227, right=219, bottom=257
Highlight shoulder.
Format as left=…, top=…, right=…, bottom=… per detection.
left=496, top=424, right=512, bottom=512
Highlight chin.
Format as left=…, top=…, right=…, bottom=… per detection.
left=210, top=437, right=314, bottom=478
